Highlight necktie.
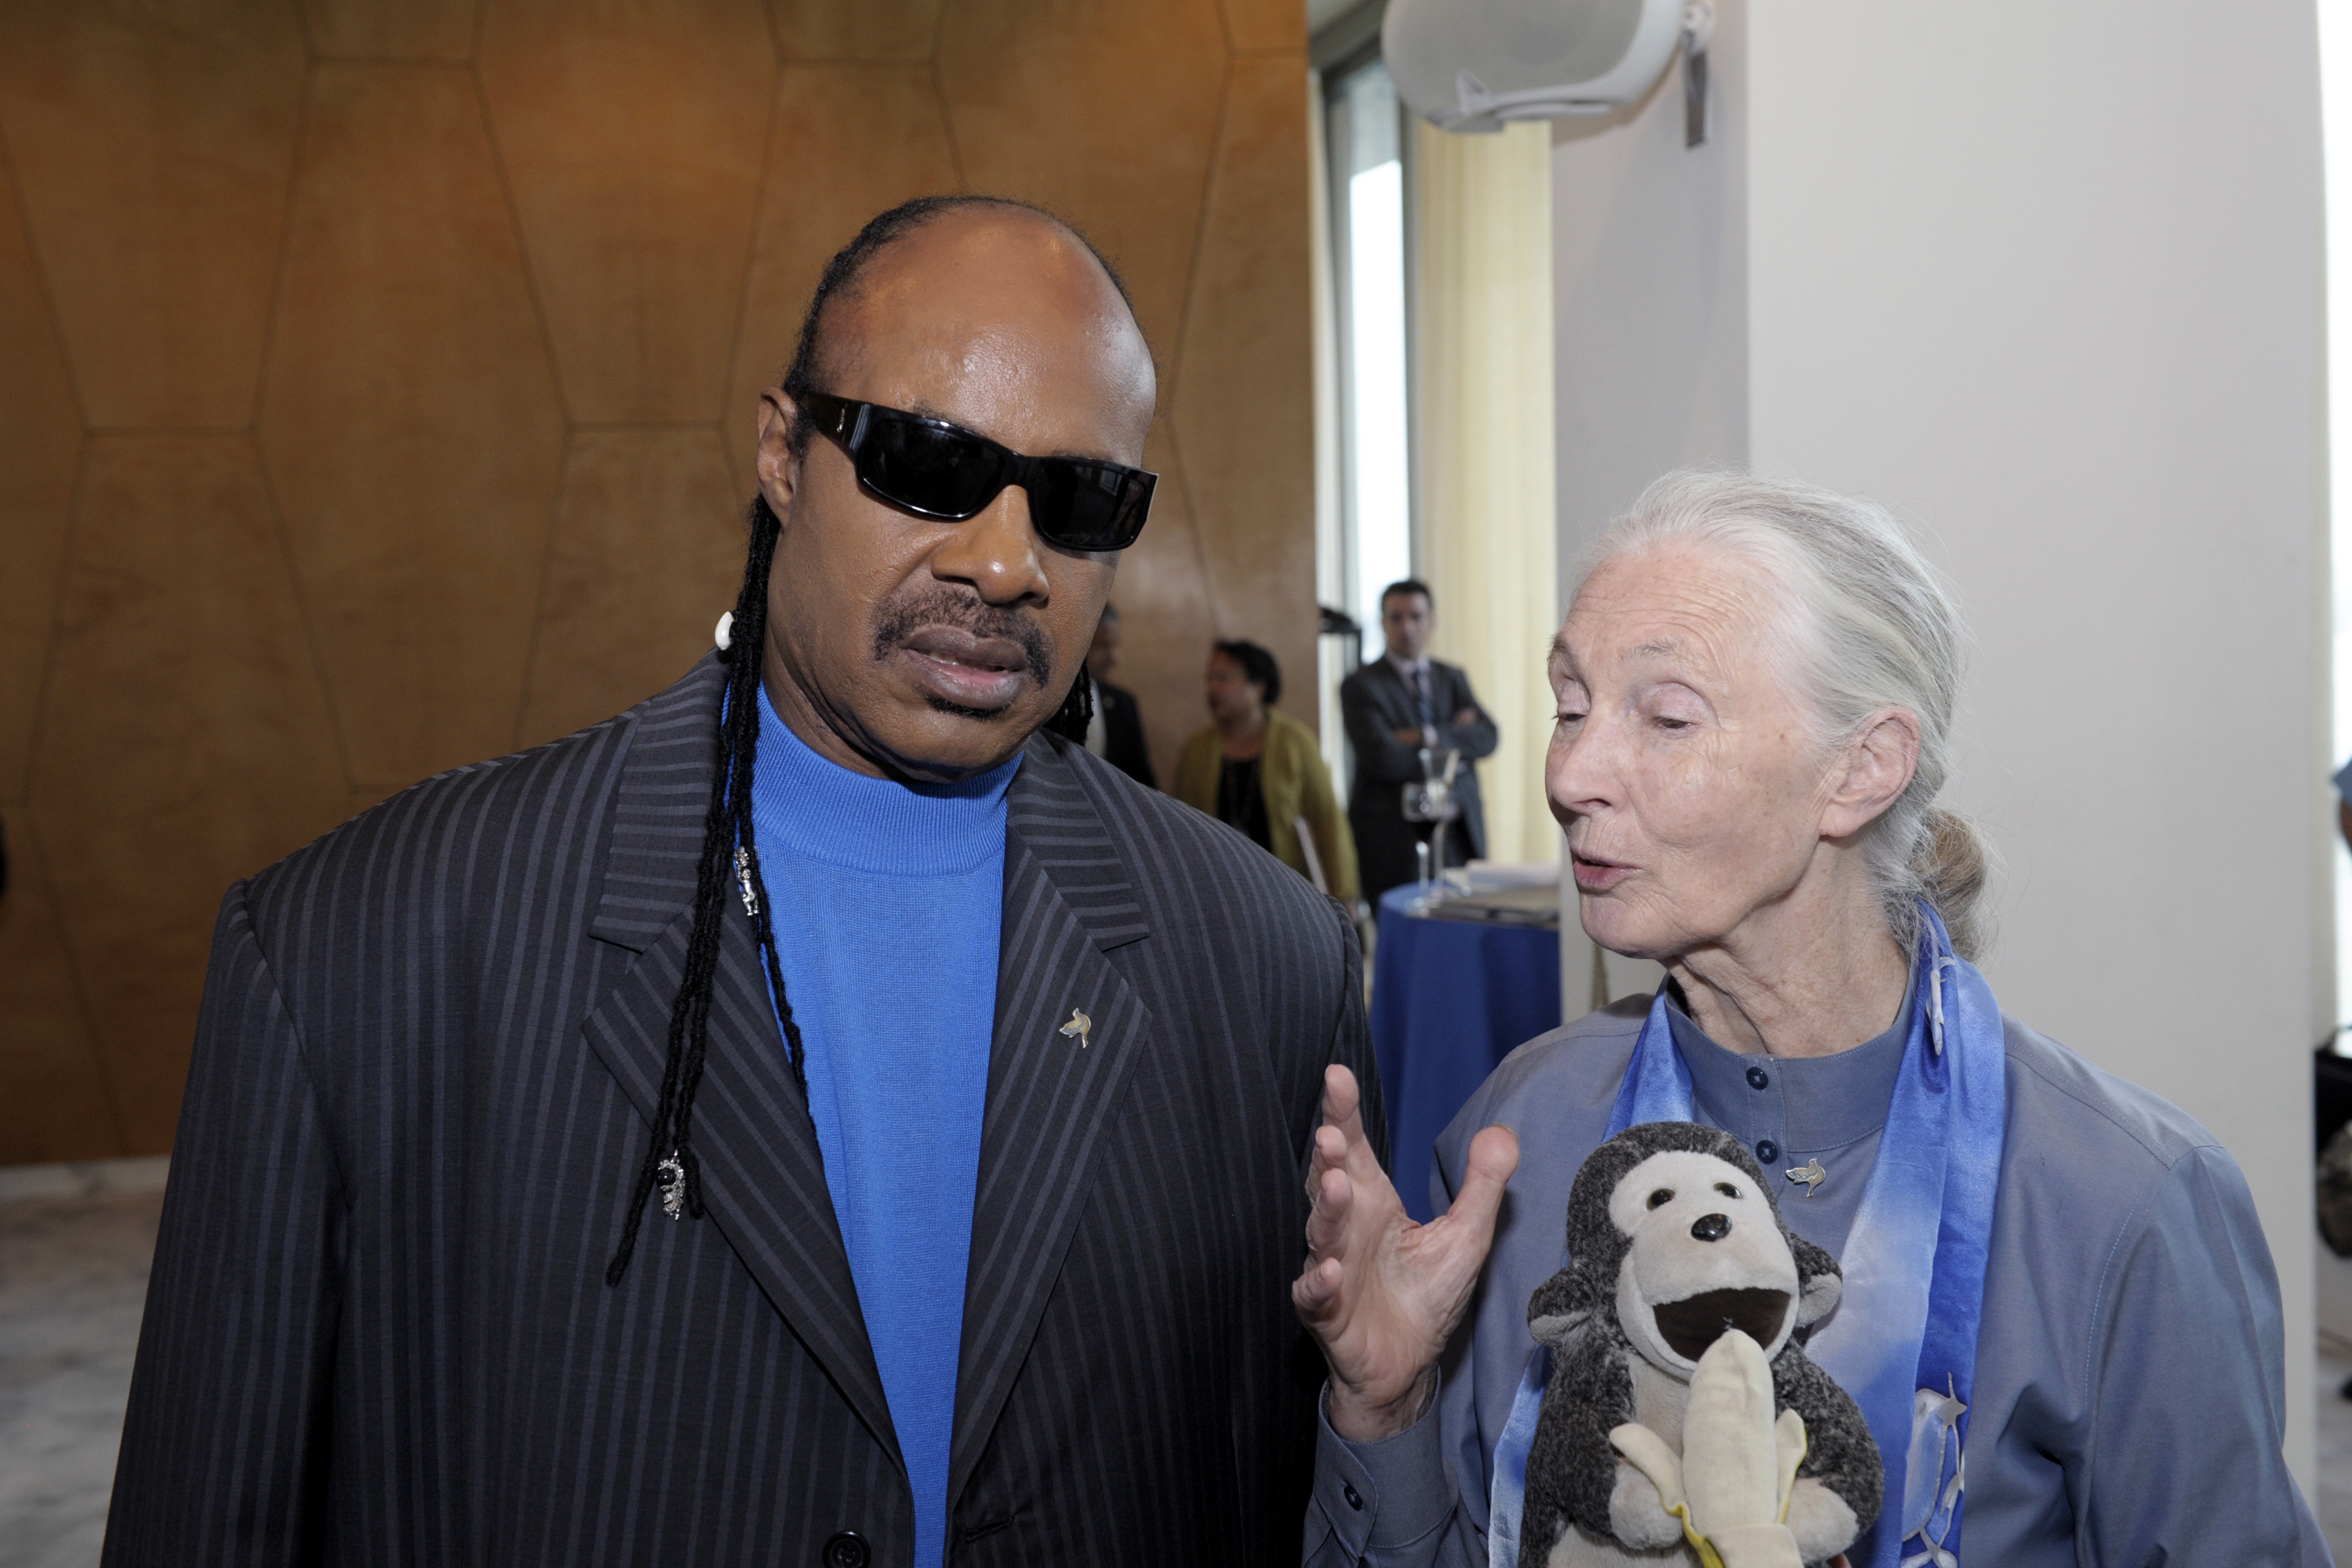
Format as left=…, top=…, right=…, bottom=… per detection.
left=1414, top=665, right=1436, bottom=730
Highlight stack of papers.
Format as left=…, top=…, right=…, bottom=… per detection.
left=1421, top=881, right=1561, bottom=928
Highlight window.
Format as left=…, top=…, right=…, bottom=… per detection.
left=1324, top=54, right=1415, bottom=639
left=2326, top=0, right=2352, bottom=1036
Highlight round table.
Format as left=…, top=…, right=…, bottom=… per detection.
left=1370, top=883, right=1562, bottom=1221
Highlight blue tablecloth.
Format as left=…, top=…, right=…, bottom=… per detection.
left=1370, top=885, right=1562, bottom=1222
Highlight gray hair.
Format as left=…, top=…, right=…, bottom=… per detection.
left=1578, top=470, right=1989, bottom=959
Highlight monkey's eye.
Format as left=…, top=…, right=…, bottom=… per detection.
left=1647, top=1188, right=1674, bottom=1209
left=1715, top=1181, right=1741, bottom=1199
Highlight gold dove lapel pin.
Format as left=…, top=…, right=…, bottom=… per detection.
left=1059, top=1009, right=1092, bottom=1048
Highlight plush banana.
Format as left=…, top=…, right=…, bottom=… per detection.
left=1610, top=1331, right=1808, bottom=1568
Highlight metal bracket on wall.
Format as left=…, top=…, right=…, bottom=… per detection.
left=1682, top=0, right=1716, bottom=148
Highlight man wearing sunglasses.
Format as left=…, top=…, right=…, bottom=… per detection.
left=110, top=197, right=1382, bottom=1568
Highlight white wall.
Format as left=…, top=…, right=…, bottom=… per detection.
left=1550, top=0, right=1748, bottom=1010
left=1747, top=0, right=2325, bottom=1482
left=1552, top=0, right=2327, bottom=1484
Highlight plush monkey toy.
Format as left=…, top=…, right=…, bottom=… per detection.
left=1520, top=1122, right=1882, bottom=1568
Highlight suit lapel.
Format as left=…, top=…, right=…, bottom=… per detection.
left=949, top=737, right=1154, bottom=1506
left=1365, top=657, right=1413, bottom=725
left=580, top=657, right=900, bottom=1469
left=582, top=685, right=1160, bottom=1494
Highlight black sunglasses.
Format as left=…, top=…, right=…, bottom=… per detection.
left=797, top=391, right=1156, bottom=553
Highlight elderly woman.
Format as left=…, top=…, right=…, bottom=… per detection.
left=1296, top=474, right=2325, bottom=1567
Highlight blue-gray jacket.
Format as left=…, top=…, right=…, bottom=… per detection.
left=1307, top=994, right=2331, bottom=1567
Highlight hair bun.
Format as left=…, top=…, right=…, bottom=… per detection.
left=1913, top=807, right=1989, bottom=960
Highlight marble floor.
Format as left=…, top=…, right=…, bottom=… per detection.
left=2, top=1162, right=165, bottom=1568
left=6, top=1164, right=2352, bottom=1564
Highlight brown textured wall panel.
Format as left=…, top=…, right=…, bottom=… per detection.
left=479, top=0, right=776, bottom=425
left=300, top=0, right=480, bottom=60
left=0, top=817, right=119, bottom=1164
left=3, top=3, right=1320, bottom=1164
left=259, top=64, right=565, bottom=788
left=0, top=0, right=303, bottom=429
left=726, top=63, right=961, bottom=471
left=1108, top=419, right=1220, bottom=786
left=1171, top=52, right=1316, bottom=736
left=770, top=0, right=939, bottom=59
left=520, top=429, right=749, bottom=745
left=30, top=436, right=349, bottom=1154
left=1220, top=0, right=1305, bottom=52
left=0, top=152, right=81, bottom=800
left=936, top=0, right=1226, bottom=368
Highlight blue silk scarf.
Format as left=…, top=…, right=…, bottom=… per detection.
left=1486, top=904, right=2005, bottom=1568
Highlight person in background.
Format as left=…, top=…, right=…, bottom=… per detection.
left=1341, top=580, right=1497, bottom=899
left=1176, top=639, right=1358, bottom=902
left=1083, top=600, right=1156, bottom=788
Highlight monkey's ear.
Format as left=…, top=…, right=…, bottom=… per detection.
left=1527, top=1264, right=1596, bottom=1349
left=1789, top=1234, right=1842, bottom=1326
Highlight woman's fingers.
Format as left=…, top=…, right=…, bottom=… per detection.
left=1304, top=1163, right=1356, bottom=1259
left=1430, top=1124, right=1520, bottom=1265
left=1303, top=1122, right=1344, bottom=1201
left=1320, top=1065, right=1373, bottom=1158
left=1356, top=1122, right=1514, bottom=1344
left=1292, top=1254, right=1344, bottom=1318
left=1458, top=1124, right=1521, bottom=1211
left=1320, top=1064, right=1403, bottom=1206
left=1320, top=1063, right=1360, bottom=1123
left=1296, top=1078, right=1515, bottom=1414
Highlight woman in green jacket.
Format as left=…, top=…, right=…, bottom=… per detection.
left=1173, top=640, right=1360, bottom=902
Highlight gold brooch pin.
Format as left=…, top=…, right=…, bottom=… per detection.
left=1785, top=1157, right=1827, bottom=1197
left=1058, top=1009, right=1092, bottom=1048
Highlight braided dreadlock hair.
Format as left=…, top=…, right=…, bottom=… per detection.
left=606, top=195, right=1135, bottom=1285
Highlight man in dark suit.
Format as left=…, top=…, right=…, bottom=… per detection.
left=105, top=197, right=1377, bottom=1567
left=1082, top=600, right=1156, bottom=788
left=1339, top=580, right=1499, bottom=899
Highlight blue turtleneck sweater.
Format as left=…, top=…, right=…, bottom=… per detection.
left=750, top=687, right=1018, bottom=1568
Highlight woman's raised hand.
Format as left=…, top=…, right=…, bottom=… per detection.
left=1292, top=1064, right=1520, bottom=1441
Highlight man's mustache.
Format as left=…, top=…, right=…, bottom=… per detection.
left=870, top=588, right=1054, bottom=688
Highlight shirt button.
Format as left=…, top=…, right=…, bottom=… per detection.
left=1756, top=1139, right=1780, bottom=1165
left=1746, top=1066, right=1770, bottom=1090
left=823, top=1531, right=870, bottom=1568
left=1343, top=1481, right=1364, bottom=1511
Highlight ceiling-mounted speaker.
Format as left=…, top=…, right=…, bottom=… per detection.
left=1382, top=0, right=1697, bottom=133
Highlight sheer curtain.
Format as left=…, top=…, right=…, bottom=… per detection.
left=1309, top=67, right=1348, bottom=790
left=1411, top=119, right=1560, bottom=866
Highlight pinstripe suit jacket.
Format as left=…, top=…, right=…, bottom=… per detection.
left=105, top=654, right=1382, bottom=1567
